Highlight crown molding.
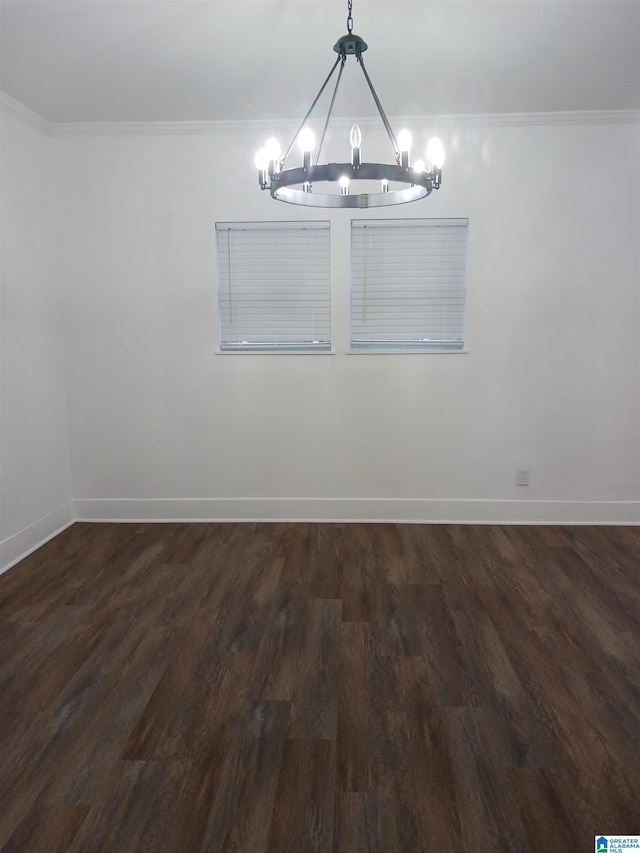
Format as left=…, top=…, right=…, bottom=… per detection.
left=440, top=109, right=640, bottom=128
left=1, top=91, right=638, bottom=138
left=48, top=109, right=640, bottom=138
left=0, top=92, right=51, bottom=133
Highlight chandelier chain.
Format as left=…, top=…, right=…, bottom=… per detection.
left=347, top=0, right=353, bottom=34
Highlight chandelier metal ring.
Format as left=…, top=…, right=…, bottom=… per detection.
left=270, top=163, right=435, bottom=209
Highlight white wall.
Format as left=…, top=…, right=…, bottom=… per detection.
left=0, top=105, right=73, bottom=571
left=52, top=116, right=640, bottom=523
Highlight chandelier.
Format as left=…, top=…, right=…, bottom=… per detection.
left=254, top=0, right=445, bottom=209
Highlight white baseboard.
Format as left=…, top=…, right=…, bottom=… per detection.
left=1, top=498, right=635, bottom=576
left=0, top=503, right=75, bottom=576
left=73, top=497, right=640, bottom=525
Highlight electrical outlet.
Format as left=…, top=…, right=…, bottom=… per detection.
left=516, top=468, right=530, bottom=486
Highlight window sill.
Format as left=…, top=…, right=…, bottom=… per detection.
left=345, top=348, right=469, bottom=355
left=215, top=349, right=336, bottom=356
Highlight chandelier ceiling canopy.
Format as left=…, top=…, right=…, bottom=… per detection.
left=254, top=0, right=445, bottom=209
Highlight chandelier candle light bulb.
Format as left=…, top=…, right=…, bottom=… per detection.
left=255, top=148, right=269, bottom=186
left=263, top=137, right=281, bottom=176
left=298, top=128, right=316, bottom=152
left=426, top=136, right=445, bottom=170
left=264, top=136, right=281, bottom=180
left=397, top=128, right=412, bottom=169
left=264, top=137, right=281, bottom=161
left=298, top=127, right=316, bottom=171
left=254, top=0, right=444, bottom=207
left=350, top=123, right=362, bottom=167
left=411, top=158, right=425, bottom=187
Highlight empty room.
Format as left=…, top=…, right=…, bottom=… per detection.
left=1, top=0, right=639, bottom=850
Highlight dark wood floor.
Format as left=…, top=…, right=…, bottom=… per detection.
left=0, top=522, right=639, bottom=851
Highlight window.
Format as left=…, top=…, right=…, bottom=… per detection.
left=216, top=221, right=331, bottom=352
left=350, top=218, right=468, bottom=351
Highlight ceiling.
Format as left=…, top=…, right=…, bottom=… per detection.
left=1, top=0, right=639, bottom=123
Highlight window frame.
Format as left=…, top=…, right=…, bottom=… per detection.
left=215, top=220, right=332, bottom=354
left=349, top=217, right=469, bottom=354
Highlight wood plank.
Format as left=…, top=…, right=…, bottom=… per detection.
left=0, top=620, right=176, bottom=844
left=196, top=700, right=291, bottom=853
left=334, top=793, right=399, bottom=852
left=443, top=707, right=533, bottom=851
left=268, top=739, right=336, bottom=852
left=1, top=804, right=90, bottom=853
left=337, top=622, right=386, bottom=793
left=65, top=761, right=164, bottom=853
left=375, top=656, right=464, bottom=849
left=507, top=767, right=602, bottom=852
left=289, top=598, right=342, bottom=739
left=120, top=621, right=253, bottom=760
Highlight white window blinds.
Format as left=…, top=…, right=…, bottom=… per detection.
left=351, top=218, right=468, bottom=351
left=216, top=221, right=331, bottom=351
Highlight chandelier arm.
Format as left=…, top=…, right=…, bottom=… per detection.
left=315, top=56, right=346, bottom=166
left=356, top=53, right=399, bottom=155
left=283, top=55, right=343, bottom=163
